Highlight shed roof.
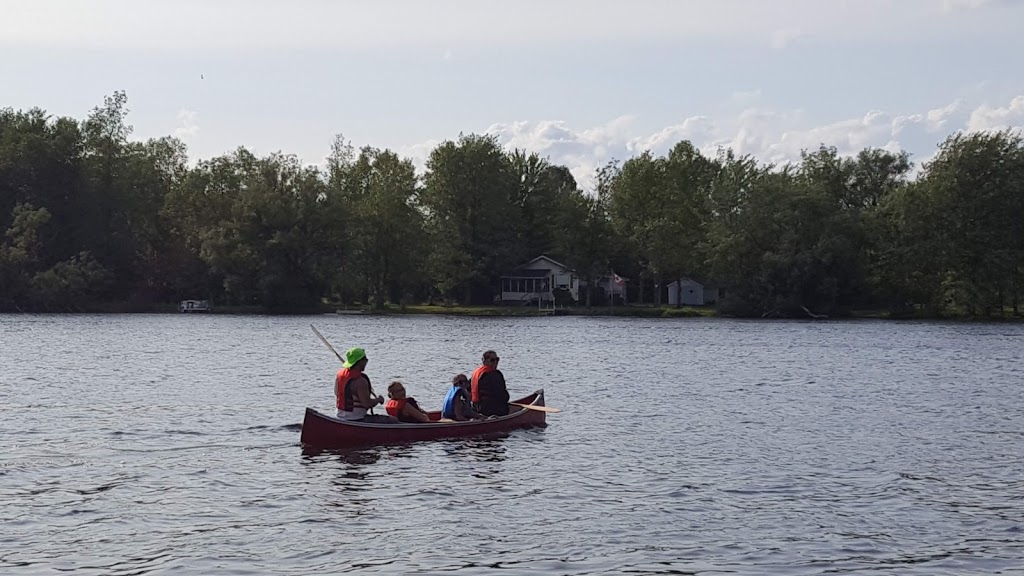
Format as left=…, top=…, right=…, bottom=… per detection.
left=667, top=277, right=716, bottom=288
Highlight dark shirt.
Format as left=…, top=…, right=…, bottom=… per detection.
left=475, top=369, right=509, bottom=416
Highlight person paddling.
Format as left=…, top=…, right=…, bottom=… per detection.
left=471, top=350, right=510, bottom=417
left=334, top=347, right=395, bottom=423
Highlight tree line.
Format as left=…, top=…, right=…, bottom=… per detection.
left=2, top=92, right=1022, bottom=317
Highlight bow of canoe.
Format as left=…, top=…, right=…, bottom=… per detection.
left=300, top=389, right=549, bottom=449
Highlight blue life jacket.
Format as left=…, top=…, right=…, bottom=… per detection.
left=441, top=385, right=469, bottom=419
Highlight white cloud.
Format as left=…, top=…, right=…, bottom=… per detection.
left=399, top=95, right=1024, bottom=190
left=967, top=96, right=1024, bottom=132
left=174, top=109, right=199, bottom=140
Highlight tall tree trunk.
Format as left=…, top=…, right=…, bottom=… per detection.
left=373, top=273, right=385, bottom=311
left=638, top=273, right=645, bottom=305
left=1013, top=269, right=1020, bottom=316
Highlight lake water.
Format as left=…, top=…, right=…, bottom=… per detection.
left=1, top=313, right=1023, bottom=575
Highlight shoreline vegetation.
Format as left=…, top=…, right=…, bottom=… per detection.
left=15, top=301, right=1022, bottom=322
left=2, top=92, right=1023, bottom=320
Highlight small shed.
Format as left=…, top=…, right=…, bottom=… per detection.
left=667, top=278, right=718, bottom=306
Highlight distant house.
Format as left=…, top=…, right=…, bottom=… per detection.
left=667, top=278, right=719, bottom=306
left=499, top=255, right=579, bottom=305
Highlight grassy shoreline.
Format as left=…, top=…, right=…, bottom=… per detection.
left=13, top=301, right=1020, bottom=321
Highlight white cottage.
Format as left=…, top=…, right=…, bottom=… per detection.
left=667, top=278, right=719, bottom=306
left=499, top=255, right=579, bottom=305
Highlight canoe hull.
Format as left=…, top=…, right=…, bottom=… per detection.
left=300, top=389, right=548, bottom=449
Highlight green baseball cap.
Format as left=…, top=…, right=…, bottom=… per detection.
left=343, top=347, right=367, bottom=368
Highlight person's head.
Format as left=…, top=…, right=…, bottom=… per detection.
left=452, top=373, right=470, bottom=390
left=482, top=350, right=500, bottom=368
left=387, top=381, right=406, bottom=400
left=343, top=347, right=368, bottom=370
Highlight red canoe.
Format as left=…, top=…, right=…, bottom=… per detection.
left=300, top=389, right=549, bottom=449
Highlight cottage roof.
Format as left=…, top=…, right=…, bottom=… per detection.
left=520, top=254, right=572, bottom=271
left=503, top=268, right=551, bottom=278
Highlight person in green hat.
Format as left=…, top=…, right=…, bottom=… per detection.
left=334, top=347, right=395, bottom=422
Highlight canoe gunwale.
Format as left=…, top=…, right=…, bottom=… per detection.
left=299, top=389, right=547, bottom=449
left=303, top=389, right=543, bottom=430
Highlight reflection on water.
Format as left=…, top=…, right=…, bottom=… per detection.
left=1, top=314, right=1023, bottom=575
left=440, top=436, right=510, bottom=463
left=301, top=447, right=385, bottom=466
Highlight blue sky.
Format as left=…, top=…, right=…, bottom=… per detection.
left=3, top=0, right=1024, bottom=189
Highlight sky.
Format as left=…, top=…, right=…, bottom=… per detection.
left=3, top=0, right=1024, bottom=189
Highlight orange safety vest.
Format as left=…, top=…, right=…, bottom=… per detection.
left=384, top=398, right=407, bottom=418
left=470, top=365, right=495, bottom=403
left=335, top=368, right=371, bottom=411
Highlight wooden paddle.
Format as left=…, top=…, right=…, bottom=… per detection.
left=510, top=402, right=561, bottom=413
left=310, top=324, right=383, bottom=412
left=311, top=324, right=344, bottom=363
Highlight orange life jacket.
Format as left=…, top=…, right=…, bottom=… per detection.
left=471, top=365, right=495, bottom=403
left=335, top=368, right=371, bottom=411
left=385, top=398, right=407, bottom=418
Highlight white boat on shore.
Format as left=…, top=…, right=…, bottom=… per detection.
left=180, top=299, right=211, bottom=313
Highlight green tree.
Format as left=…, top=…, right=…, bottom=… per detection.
left=902, top=130, right=1024, bottom=315
left=341, top=146, right=424, bottom=310
left=420, top=133, right=519, bottom=303
left=163, top=148, right=341, bottom=308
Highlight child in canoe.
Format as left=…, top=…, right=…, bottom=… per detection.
left=385, top=381, right=433, bottom=423
left=441, top=373, right=486, bottom=421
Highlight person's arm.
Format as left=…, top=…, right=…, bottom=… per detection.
left=496, top=371, right=509, bottom=404
left=354, top=377, right=382, bottom=408
left=403, top=399, right=432, bottom=423
left=452, top=400, right=468, bottom=421
left=465, top=403, right=485, bottom=419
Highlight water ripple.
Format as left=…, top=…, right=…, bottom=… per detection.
left=1, top=314, right=1023, bottom=574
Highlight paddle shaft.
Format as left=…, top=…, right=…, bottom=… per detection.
left=310, top=324, right=382, bottom=412
left=311, top=324, right=344, bottom=363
